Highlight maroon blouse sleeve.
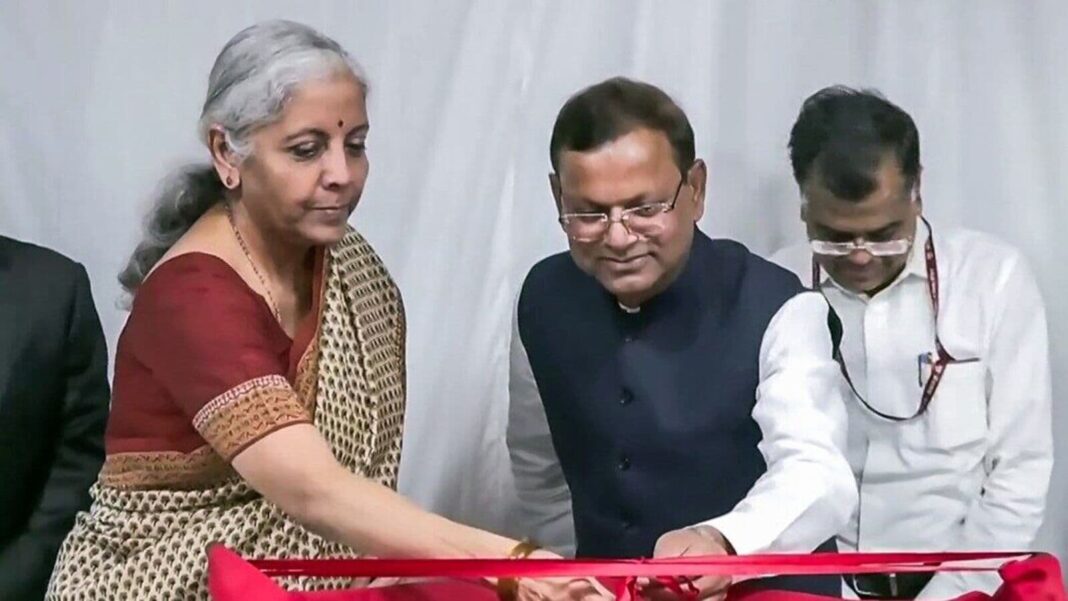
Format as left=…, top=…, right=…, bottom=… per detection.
left=126, top=253, right=312, bottom=460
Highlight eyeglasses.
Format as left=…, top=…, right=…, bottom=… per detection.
left=557, top=174, right=688, bottom=242
left=806, top=185, right=919, bottom=257
left=809, top=237, right=912, bottom=257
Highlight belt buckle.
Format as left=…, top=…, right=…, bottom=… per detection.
left=847, top=573, right=900, bottom=599
left=847, top=574, right=882, bottom=598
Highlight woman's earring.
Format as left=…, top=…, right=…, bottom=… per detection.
left=225, top=175, right=233, bottom=188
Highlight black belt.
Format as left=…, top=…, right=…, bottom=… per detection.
left=846, top=572, right=934, bottom=600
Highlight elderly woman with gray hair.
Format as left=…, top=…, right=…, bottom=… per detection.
left=47, top=20, right=605, bottom=601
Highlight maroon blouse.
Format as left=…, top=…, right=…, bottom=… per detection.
left=100, top=251, right=323, bottom=489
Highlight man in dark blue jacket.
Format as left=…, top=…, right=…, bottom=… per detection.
left=508, top=78, right=856, bottom=599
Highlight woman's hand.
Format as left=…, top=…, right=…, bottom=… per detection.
left=515, top=549, right=614, bottom=601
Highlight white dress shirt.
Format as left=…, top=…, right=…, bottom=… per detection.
left=771, top=219, right=1052, bottom=599
left=507, top=289, right=857, bottom=559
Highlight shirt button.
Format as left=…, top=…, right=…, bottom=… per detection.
left=619, top=389, right=633, bottom=405
left=618, top=455, right=631, bottom=471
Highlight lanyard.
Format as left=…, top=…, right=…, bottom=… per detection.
left=811, top=217, right=957, bottom=422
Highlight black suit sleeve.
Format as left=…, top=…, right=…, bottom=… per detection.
left=0, top=263, right=109, bottom=600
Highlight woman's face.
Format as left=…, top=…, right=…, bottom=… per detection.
left=237, top=71, right=369, bottom=247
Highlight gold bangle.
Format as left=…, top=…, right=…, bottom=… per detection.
left=508, top=539, right=540, bottom=559
left=497, top=539, right=540, bottom=601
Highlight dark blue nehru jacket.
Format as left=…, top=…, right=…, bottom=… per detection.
left=517, top=229, right=839, bottom=595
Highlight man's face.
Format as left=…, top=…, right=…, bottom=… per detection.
left=552, top=128, right=706, bottom=307
left=802, top=157, right=921, bottom=295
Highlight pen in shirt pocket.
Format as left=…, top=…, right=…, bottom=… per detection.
left=917, top=352, right=981, bottom=386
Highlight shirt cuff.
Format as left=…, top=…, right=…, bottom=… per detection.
left=698, top=511, right=768, bottom=556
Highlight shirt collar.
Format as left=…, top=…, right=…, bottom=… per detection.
left=819, top=216, right=929, bottom=298
left=613, top=226, right=707, bottom=314
left=901, top=216, right=930, bottom=279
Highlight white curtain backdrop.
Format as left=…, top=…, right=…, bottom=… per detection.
left=2, top=0, right=1065, bottom=565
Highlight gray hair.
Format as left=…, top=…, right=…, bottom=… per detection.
left=118, top=20, right=368, bottom=294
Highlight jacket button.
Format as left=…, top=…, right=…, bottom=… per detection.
left=618, top=455, right=631, bottom=471
left=619, top=389, right=633, bottom=405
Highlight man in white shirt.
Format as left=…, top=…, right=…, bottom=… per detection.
left=771, top=86, right=1053, bottom=600
left=507, top=77, right=857, bottom=599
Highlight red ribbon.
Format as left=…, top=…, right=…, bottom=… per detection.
left=247, top=551, right=1035, bottom=601
left=250, top=551, right=1030, bottom=578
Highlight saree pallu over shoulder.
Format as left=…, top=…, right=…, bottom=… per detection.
left=46, top=231, right=407, bottom=600
left=316, top=230, right=407, bottom=488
